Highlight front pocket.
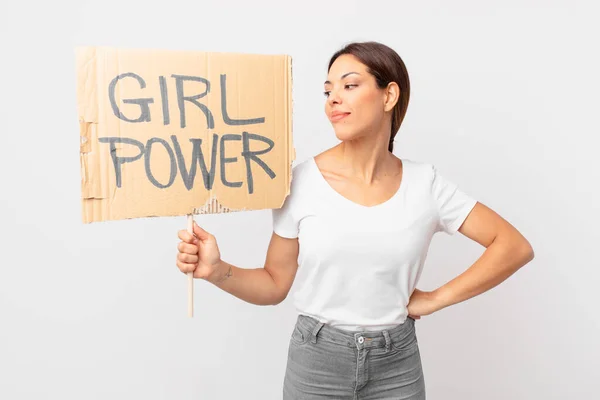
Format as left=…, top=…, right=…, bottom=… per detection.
left=290, top=325, right=307, bottom=345
left=391, top=328, right=418, bottom=352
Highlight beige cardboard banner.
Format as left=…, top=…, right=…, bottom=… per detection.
left=76, top=46, right=294, bottom=223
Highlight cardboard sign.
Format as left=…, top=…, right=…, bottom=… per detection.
left=76, top=47, right=294, bottom=223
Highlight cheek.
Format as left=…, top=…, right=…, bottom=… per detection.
left=353, top=91, right=384, bottom=122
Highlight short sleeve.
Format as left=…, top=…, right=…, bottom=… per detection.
left=430, top=165, right=478, bottom=235
left=272, top=192, right=299, bottom=238
left=271, top=164, right=301, bottom=239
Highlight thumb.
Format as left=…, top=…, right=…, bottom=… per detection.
left=193, top=222, right=211, bottom=241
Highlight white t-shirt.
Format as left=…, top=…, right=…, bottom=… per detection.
left=272, top=156, right=478, bottom=331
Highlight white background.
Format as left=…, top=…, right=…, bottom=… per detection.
left=1, top=0, right=598, bottom=399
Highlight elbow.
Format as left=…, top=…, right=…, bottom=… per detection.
left=526, top=246, right=535, bottom=264
left=270, top=290, right=288, bottom=306
left=270, top=298, right=283, bottom=306
left=270, top=296, right=286, bottom=306
left=526, top=243, right=535, bottom=261
left=517, top=239, right=535, bottom=266
left=496, top=231, right=534, bottom=268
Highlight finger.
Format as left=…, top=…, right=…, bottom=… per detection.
left=177, top=242, right=198, bottom=255
left=176, top=260, right=196, bottom=273
left=193, top=222, right=211, bottom=241
left=177, top=230, right=195, bottom=243
left=177, top=253, right=198, bottom=264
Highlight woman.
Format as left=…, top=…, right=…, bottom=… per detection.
left=175, top=41, right=535, bottom=399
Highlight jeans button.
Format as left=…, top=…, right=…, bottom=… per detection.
left=358, top=336, right=364, bottom=344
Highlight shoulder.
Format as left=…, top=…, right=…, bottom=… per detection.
left=292, top=156, right=314, bottom=176
left=288, top=157, right=316, bottom=189
left=401, top=158, right=437, bottom=184
left=278, top=157, right=316, bottom=207
left=402, top=159, right=460, bottom=199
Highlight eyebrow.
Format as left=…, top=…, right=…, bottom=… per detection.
left=324, top=72, right=361, bottom=85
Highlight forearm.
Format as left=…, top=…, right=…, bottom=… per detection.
left=433, top=238, right=534, bottom=310
left=207, top=260, right=281, bottom=306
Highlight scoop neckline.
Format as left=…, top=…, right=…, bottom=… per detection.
left=309, top=156, right=407, bottom=209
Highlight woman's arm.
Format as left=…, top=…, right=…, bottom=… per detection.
left=432, top=202, right=535, bottom=311
left=207, top=232, right=300, bottom=306
left=178, top=224, right=299, bottom=306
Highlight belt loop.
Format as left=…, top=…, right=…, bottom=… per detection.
left=382, top=330, right=391, bottom=352
left=311, top=322, right=325, bottom=344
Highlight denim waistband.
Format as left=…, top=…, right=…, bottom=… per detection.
left=294, top=314, right=416, bottom=351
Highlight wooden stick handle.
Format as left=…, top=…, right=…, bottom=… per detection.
left=187, top=214, right=194, bottom=318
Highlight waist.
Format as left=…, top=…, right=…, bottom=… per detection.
left=295, top=313, right=416, bottom=349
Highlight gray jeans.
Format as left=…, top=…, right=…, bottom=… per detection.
left=283, top=314, right=426, bottom=399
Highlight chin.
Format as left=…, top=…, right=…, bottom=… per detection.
left=333, top=126, right=361, bottom=142
left=334, top=126, right=360, bottom=140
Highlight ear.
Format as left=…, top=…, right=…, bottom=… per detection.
left=384, top=82, right=400, bottom=112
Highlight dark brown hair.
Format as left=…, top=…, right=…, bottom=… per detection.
left=328, top=41, right=410, bottom=152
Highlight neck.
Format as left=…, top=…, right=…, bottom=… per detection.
left=333, top=127, right=395, bottom=184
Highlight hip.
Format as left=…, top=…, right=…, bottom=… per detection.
left=283, top=314, right=426, bottom=399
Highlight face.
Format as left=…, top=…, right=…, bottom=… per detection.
left=324, top=54, right=396, bottom=143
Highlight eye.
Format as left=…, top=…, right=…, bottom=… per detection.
left=323, top=84, right=356, bottom=97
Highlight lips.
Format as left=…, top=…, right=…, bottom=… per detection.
left=330, top=111, right=350, bottom=122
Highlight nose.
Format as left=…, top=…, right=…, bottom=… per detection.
left=327, top=87, right=342, bottom=106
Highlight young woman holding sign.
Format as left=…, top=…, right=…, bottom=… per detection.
left=175, top=41, right=534, bottom=399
